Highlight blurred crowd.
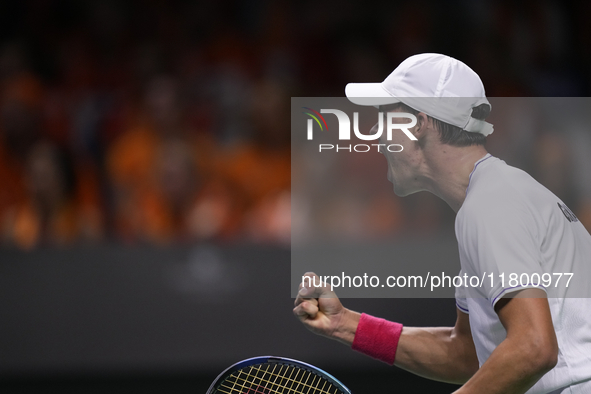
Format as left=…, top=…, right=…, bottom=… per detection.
left=1, top=0, right=590, bottom=249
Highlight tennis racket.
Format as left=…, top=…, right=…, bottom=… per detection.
left=206, top=356, right=351, bottom=394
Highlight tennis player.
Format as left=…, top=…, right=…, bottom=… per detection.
left=293, top=54, right=591, bottom=393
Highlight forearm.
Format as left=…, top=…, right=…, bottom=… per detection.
left=332, top=310, right=478, bottom=384
left=395, top=326, right=478, bottom=384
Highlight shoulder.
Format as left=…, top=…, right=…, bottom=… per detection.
left=455, top=157, right=545, bottom=246
left=459, top=158, right=536, bottom=221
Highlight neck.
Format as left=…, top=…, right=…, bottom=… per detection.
left=421, top=146, right=489, bottom=213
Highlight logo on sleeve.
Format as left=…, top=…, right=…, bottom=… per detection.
left=557, top=202, right=579, bottom=223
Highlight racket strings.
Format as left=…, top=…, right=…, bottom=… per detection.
left=215, top=362, right=343, bottom=394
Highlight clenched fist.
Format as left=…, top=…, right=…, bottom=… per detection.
left=293, top=272, right=360, bottom=346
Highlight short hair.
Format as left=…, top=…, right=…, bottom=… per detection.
left=387, top=102, right=490, bottom=147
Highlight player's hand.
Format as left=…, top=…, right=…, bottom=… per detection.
left=293, top=272, right=359, bottom=345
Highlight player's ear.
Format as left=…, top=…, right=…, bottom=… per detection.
left=411, top=112, right=430, bottom=139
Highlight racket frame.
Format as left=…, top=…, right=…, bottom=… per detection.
left=206, top=355, right=352, bottom=394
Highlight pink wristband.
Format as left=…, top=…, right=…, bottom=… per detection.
left=351, top=313, right=403, bottom=365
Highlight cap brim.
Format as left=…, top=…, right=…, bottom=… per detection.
left=345, top=83, right=401, bottom=106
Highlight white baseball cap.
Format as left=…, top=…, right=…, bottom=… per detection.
left=345, top=53, right=493, bottom=136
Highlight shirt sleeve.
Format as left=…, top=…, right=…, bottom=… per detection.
left=457, top=196, right=547, bottom=308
